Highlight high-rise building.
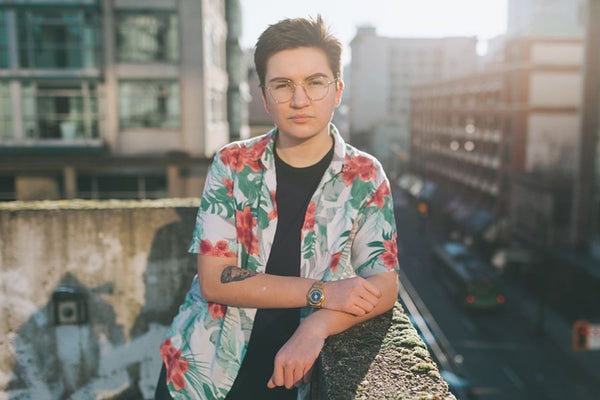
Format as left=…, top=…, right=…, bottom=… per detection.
left=411, top=36, right=584, bottom=244
left=0, top=0, right=247, bottom=201
left=507, top=0, right=585, bottom=37
left=348, top=26, right=477, bottom=172
left=572, top=0, right=600, bottom=259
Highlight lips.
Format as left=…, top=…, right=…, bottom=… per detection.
left=289, top=115, right=312, bottom=123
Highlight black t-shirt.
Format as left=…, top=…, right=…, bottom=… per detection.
left=225, top=142, right=334, bottom=400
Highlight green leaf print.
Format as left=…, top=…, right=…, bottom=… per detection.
left=237, top=173, right=262, bottom=201
left=201, top=190, right=235, bottom=218
left=350, top=179, right=373, bottom=209
left=302, top=231, right=316, bottom=259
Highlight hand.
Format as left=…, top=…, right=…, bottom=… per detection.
left=322, top=276, right=381, bottom=316
left=267, top=320, right=325, bottom=390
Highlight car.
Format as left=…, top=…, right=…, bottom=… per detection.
left=432, top=241, right=505, bottom=310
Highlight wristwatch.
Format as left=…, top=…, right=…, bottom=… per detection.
left=307, top=281, right=325, bottom=308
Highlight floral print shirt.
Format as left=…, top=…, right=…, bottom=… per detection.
left=160, top=124, right=399, bottom=399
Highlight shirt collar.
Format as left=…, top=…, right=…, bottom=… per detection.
left=258, top=123, right=347, bottom=174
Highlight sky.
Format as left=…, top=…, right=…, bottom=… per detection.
left=240, top=0, right=508, bottom=61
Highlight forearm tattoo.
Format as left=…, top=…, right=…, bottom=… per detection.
left=220, top=265, right=257, bottom=283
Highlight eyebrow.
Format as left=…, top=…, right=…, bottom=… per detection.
left=267, top=72, right=330, bottom=83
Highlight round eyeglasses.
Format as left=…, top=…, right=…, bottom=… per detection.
left=265, top=77, right=337, bottom=104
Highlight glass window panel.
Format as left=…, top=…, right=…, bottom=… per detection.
left=21, top=82, right=99, bottom=140
left=0, top=12, right=8, bottom=68
left=18, top=10, right=99, bottom=69
left=116, top=12, right=179, bottom=63
left=119, top=81, right=180, bottom=129
left=0, top=82, right=12, bottom=139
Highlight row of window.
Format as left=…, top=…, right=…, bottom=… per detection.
left=0, top=80, right=180, bottom=139
left=0, top=8, right=179, bottom=69
left=0, top=174, right=168, bottom=201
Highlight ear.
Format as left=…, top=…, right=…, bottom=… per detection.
left=334, top=79, right=344, bottom=107
left=261, top=90, right=272, bottom=114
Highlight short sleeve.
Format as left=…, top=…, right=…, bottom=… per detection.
left=351, top=176, right=400, bottom=278
left=188, top=151, right=238, bottom=257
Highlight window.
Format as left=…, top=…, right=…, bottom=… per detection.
left=119, top=81, right=180, bottom=129
left=21, top=82, right=100, bottom=140
left=116, top=11, right=178, bottom=63
left=0, top=12, right=9, bottom=68
left=0, top=175, right=15, bottom=201
left=18, top=9, right=99, bottom=69
left=77, top=173, right=167, bottom=199
left=0, top=82, right=12, bottom=139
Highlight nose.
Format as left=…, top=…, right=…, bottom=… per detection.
left=290, top=82, right=310, bottom=107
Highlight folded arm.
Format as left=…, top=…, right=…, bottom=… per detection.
left=268, top=270, right=398, bottom=389
left=197, top=254, right=383, bottom=316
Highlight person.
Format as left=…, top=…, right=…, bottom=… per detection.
left=155, top=15, right=400, bottom=400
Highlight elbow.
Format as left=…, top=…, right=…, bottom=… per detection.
left=197, top=273, right=220, bottom=303
left=382, top=271, right=399, bottom=311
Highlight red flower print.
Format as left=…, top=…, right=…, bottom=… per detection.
left=199, top=240, right=236, bottom=257
left=341, top=154, right=377, bottom=185
left=302, top=201, right=317, bottom=232
left=369, top=181, right=391, bottom=209
left=207, top=302, right=227, bottom=319
left=220, top=144, right=262, bottom=173
left=379, top=233, right=398, bottom=270
left=236, top=207, right=259, bottom=255
left=329, top=252, right=342, bottom=272
left=220, top=145, right=244, bottom=172
left=247, top=135, right=271, bottom=159
left=160, top=339, right=189, bottom=391
left=268, top=190, right=277, bottom=220
left=223, top=178, right=233, bottom=197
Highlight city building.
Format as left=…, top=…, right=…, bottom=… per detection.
left=411, top=36, right=584, bottom=243
left=507, top=0, right=585, bottom=37
left=0, top=0, right=247, bottom=201
left=571, top=0, right=600, bottom=261
left=348, top=26, right=478, bottom=172
left=410, top=33, right=600, bottom=319
left=482, top=0, right=585, bottom=70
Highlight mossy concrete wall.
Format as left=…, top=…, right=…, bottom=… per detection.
left=313, top=303, right=455, bottom=400
left=0, top=200, right=454, bottom=399
left=0, top=199, right=199, bottom=399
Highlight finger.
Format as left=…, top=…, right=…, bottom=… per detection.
left=284, top=363, right=295, bottom=389
left=267, top=376, right=276, bottom=389
left=355, top=297, right=376, bottom=313
left=293, top=366, right=305, bottom=388
left=270, top=363, right=284, bottom=388
left=361, top=280, right=382, bottom=297
left=359, top=288, right=381, bottom=305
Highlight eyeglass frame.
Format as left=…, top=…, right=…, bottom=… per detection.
left=262, top=76, right=339, bottom=104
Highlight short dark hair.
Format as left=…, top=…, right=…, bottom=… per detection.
left=254, top=15, right=343, bottom=88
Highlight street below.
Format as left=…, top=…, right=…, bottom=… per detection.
left=394, top=195, right=600, bottom=400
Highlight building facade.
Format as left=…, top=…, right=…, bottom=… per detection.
left=410, top=37, right=584, bottom=244
left=348, top=26, right=478, bottom=171
left=0, top=0, right=246, bottom=201
left=507, top=0, right=585, bottom=37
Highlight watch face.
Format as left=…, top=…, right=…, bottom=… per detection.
left=310, top=290, right=323, bottom=303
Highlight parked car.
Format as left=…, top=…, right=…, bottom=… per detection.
left=432, top=242, right=505, bottom=310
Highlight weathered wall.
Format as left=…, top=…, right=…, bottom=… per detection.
left=0, top=200, right=453, bottom=400
left=0, top=199, right=199, bottom=399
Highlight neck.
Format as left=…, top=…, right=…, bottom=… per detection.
left=275, top=132, right=333, bottom=168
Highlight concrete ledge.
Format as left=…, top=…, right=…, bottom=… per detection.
left=313, top=302, right=455, bottom=400
left=0, top=198, right=200, bottom=211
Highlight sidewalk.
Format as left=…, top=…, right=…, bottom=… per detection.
left=503, top=282, right=600, bottom=385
